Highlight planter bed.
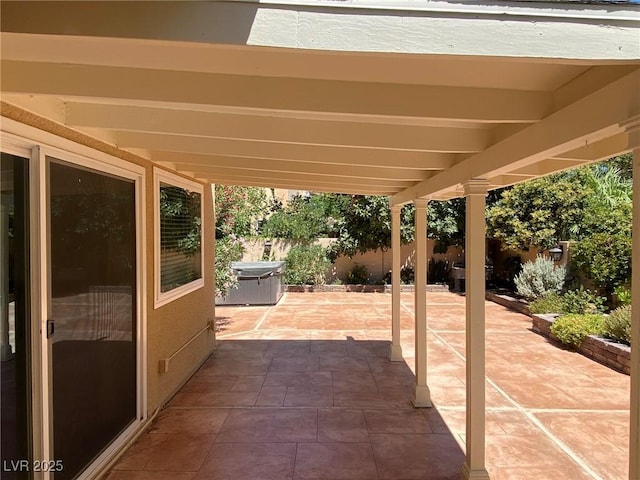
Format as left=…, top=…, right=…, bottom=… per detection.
left=531, top=314, right=630, bottom=375
left=284, top=284, right=450, bottom=293
left=486, top=290, right=530, bottom=315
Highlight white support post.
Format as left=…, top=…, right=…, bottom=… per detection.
left=412, top=198, right=431, bottom=407
left=462, top=179, right=490, bottom=480
left=390, top=203, right=403, bottom=362
left=630, top=148, right=640, bottom=480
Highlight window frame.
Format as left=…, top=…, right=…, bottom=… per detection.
left=153, top=167, right=205, bottom=308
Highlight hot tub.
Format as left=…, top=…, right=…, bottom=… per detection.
left=216, top=261, right=286, bottom=305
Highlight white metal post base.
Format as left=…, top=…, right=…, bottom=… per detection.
left=411, top=384, right=432, bottom=408
left=389, top=344, right=403, bottom=362
left=461, top=463, right=490, bottom=480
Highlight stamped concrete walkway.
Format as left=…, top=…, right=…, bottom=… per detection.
left=107, top=291, right=630, bottom=480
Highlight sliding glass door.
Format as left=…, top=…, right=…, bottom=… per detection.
left=0, top=153, right=31, bottom=480
left=48, top=158, right=137, bottom=480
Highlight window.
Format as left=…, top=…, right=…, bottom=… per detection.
left=154, top=168, right=204, bottom=307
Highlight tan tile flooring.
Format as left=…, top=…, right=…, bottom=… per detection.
left=108, top=291, right=630, bottom=480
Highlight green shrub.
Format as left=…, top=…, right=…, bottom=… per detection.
left=613, top=285, right=632, bottom=307
left=572, top=232, right=631, bottom=297
left=603, top=305, right=631, bottom=345
left=346, top=263, right=370, bottom=285
left=514, top=255, right=566, bottom=300
left=215, top=237, right=245, bottom=297
left=550, top=314, right=605, bottom=348
left=529, top=292, right=566, bottom=314
left=283, top=244, right=330, bottom=285
left=561, top=287, right=606, bottom=314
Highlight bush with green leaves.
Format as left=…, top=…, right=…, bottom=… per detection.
left=572, top=232, right=632, bottom=298
left=603, top=305, right=631, bottom=346
left=215, top=236, right=245, bottom=297
left=261, top=193, right=347, bottom=240
left=215, top=185, right=268, bottom=238
left=550, top=314, right=605, bottom=348
left=529, top=292, right=566, bottom=314
left=514, top=256, right=566, bottom=300
left=529, top=289, right=606, bottom=315
left=346, top=263, right=370, bottom=285
left=561, top=288, right=606, bottom=314
left=613, top=285, right=632, bottom=307
left=283, top=244, right=330, bottom=285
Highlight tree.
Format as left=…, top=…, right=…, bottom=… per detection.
left=486, top=169, right=592, bottom=251
left=571, top=159, right=632, bottom=297
left=327, top=195, right=415, bottom=260
left=214, top=185, right=267, bottom=297
left=427, top=198, right=465, bottom=252
left=261, top=193, right=348, bottom=239
left=215, top=185, right=268, bottom=238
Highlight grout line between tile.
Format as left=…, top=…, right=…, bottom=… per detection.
left=432, top=328, right=605, bottom=480
left=254, top=304, right=276, bottom=331
left=487, top=377, right=604, bottom=480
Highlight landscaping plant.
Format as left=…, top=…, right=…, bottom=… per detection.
left=346, top=263, right=370, bottom=285
left=529, top=292, right=566, bottom=314
left=603, top=305, right=632, bottom=346
left=560, top=287, right=605, bottom=314
left=613, top=285, right=632, bottom=307
left=514, top=255, right=566, bottom=300
left=550, top=314, right=605, bottom=348
left=283, top=244, right=331, bottom=285
left=215, top=236, right=245, bottom=297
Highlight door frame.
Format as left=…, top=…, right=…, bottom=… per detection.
left=1, top=118, right=147, bottom=480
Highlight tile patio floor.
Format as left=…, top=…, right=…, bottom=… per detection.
left=107, top=291, right=630, bottom=480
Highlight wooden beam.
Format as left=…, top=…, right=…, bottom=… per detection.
left=391, top=69, right=640, bottom=205
left=116, top=131, right=459, bottom=170
left=152, top=152, right=430, bottom=182
left=2, top=60, right=550, bottom=122
left=161, top=163, right=416, bottom=189
left=65, top=103, right=489, bottom=151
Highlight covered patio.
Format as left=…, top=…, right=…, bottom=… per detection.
left=1, top=2, right=638, bottom=479
left=107, top=291, right=630, bottom=480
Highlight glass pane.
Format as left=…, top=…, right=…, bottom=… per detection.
left=1, top=153, right=31, bottom=480
left=159, top=182, right=201, bottom=292
left=49, top=159, right=136, bottom=480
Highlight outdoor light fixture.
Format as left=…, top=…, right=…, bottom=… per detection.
left=548, top=245, right=563, bottom=262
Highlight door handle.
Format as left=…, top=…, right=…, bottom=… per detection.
left=46, top=320, right=55, bottom=338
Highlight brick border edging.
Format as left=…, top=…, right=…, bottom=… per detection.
left=531, top=314, right=631, bottom=375
left=486, top=291, right=530, bottom=315
left=284, top=284, right=451, bottom=293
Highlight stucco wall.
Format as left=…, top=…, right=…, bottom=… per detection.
left=145, top=181, right=216, bottom=413
left=241, top=237, right=463, bottom=282
left=1, top=103, right=216, bottom=414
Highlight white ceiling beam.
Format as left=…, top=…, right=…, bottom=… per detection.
left=0, top=32, right=590, bottom=91
left=169, top=166, right=410, bottom=191
left=65, top=103, right=489, bottom=152
left=510, top=159, right=587, bottom=177
left=115, top=131, right=458, bottom=170
left=2, top=60, right=550, bottom=122
left=203, top=175, right=396, bottom=196
left=391, top=69, right=640, bottom=205
left=153, top=153, right=430, bottom=182
left=550, top=132, right=633, bottom=162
